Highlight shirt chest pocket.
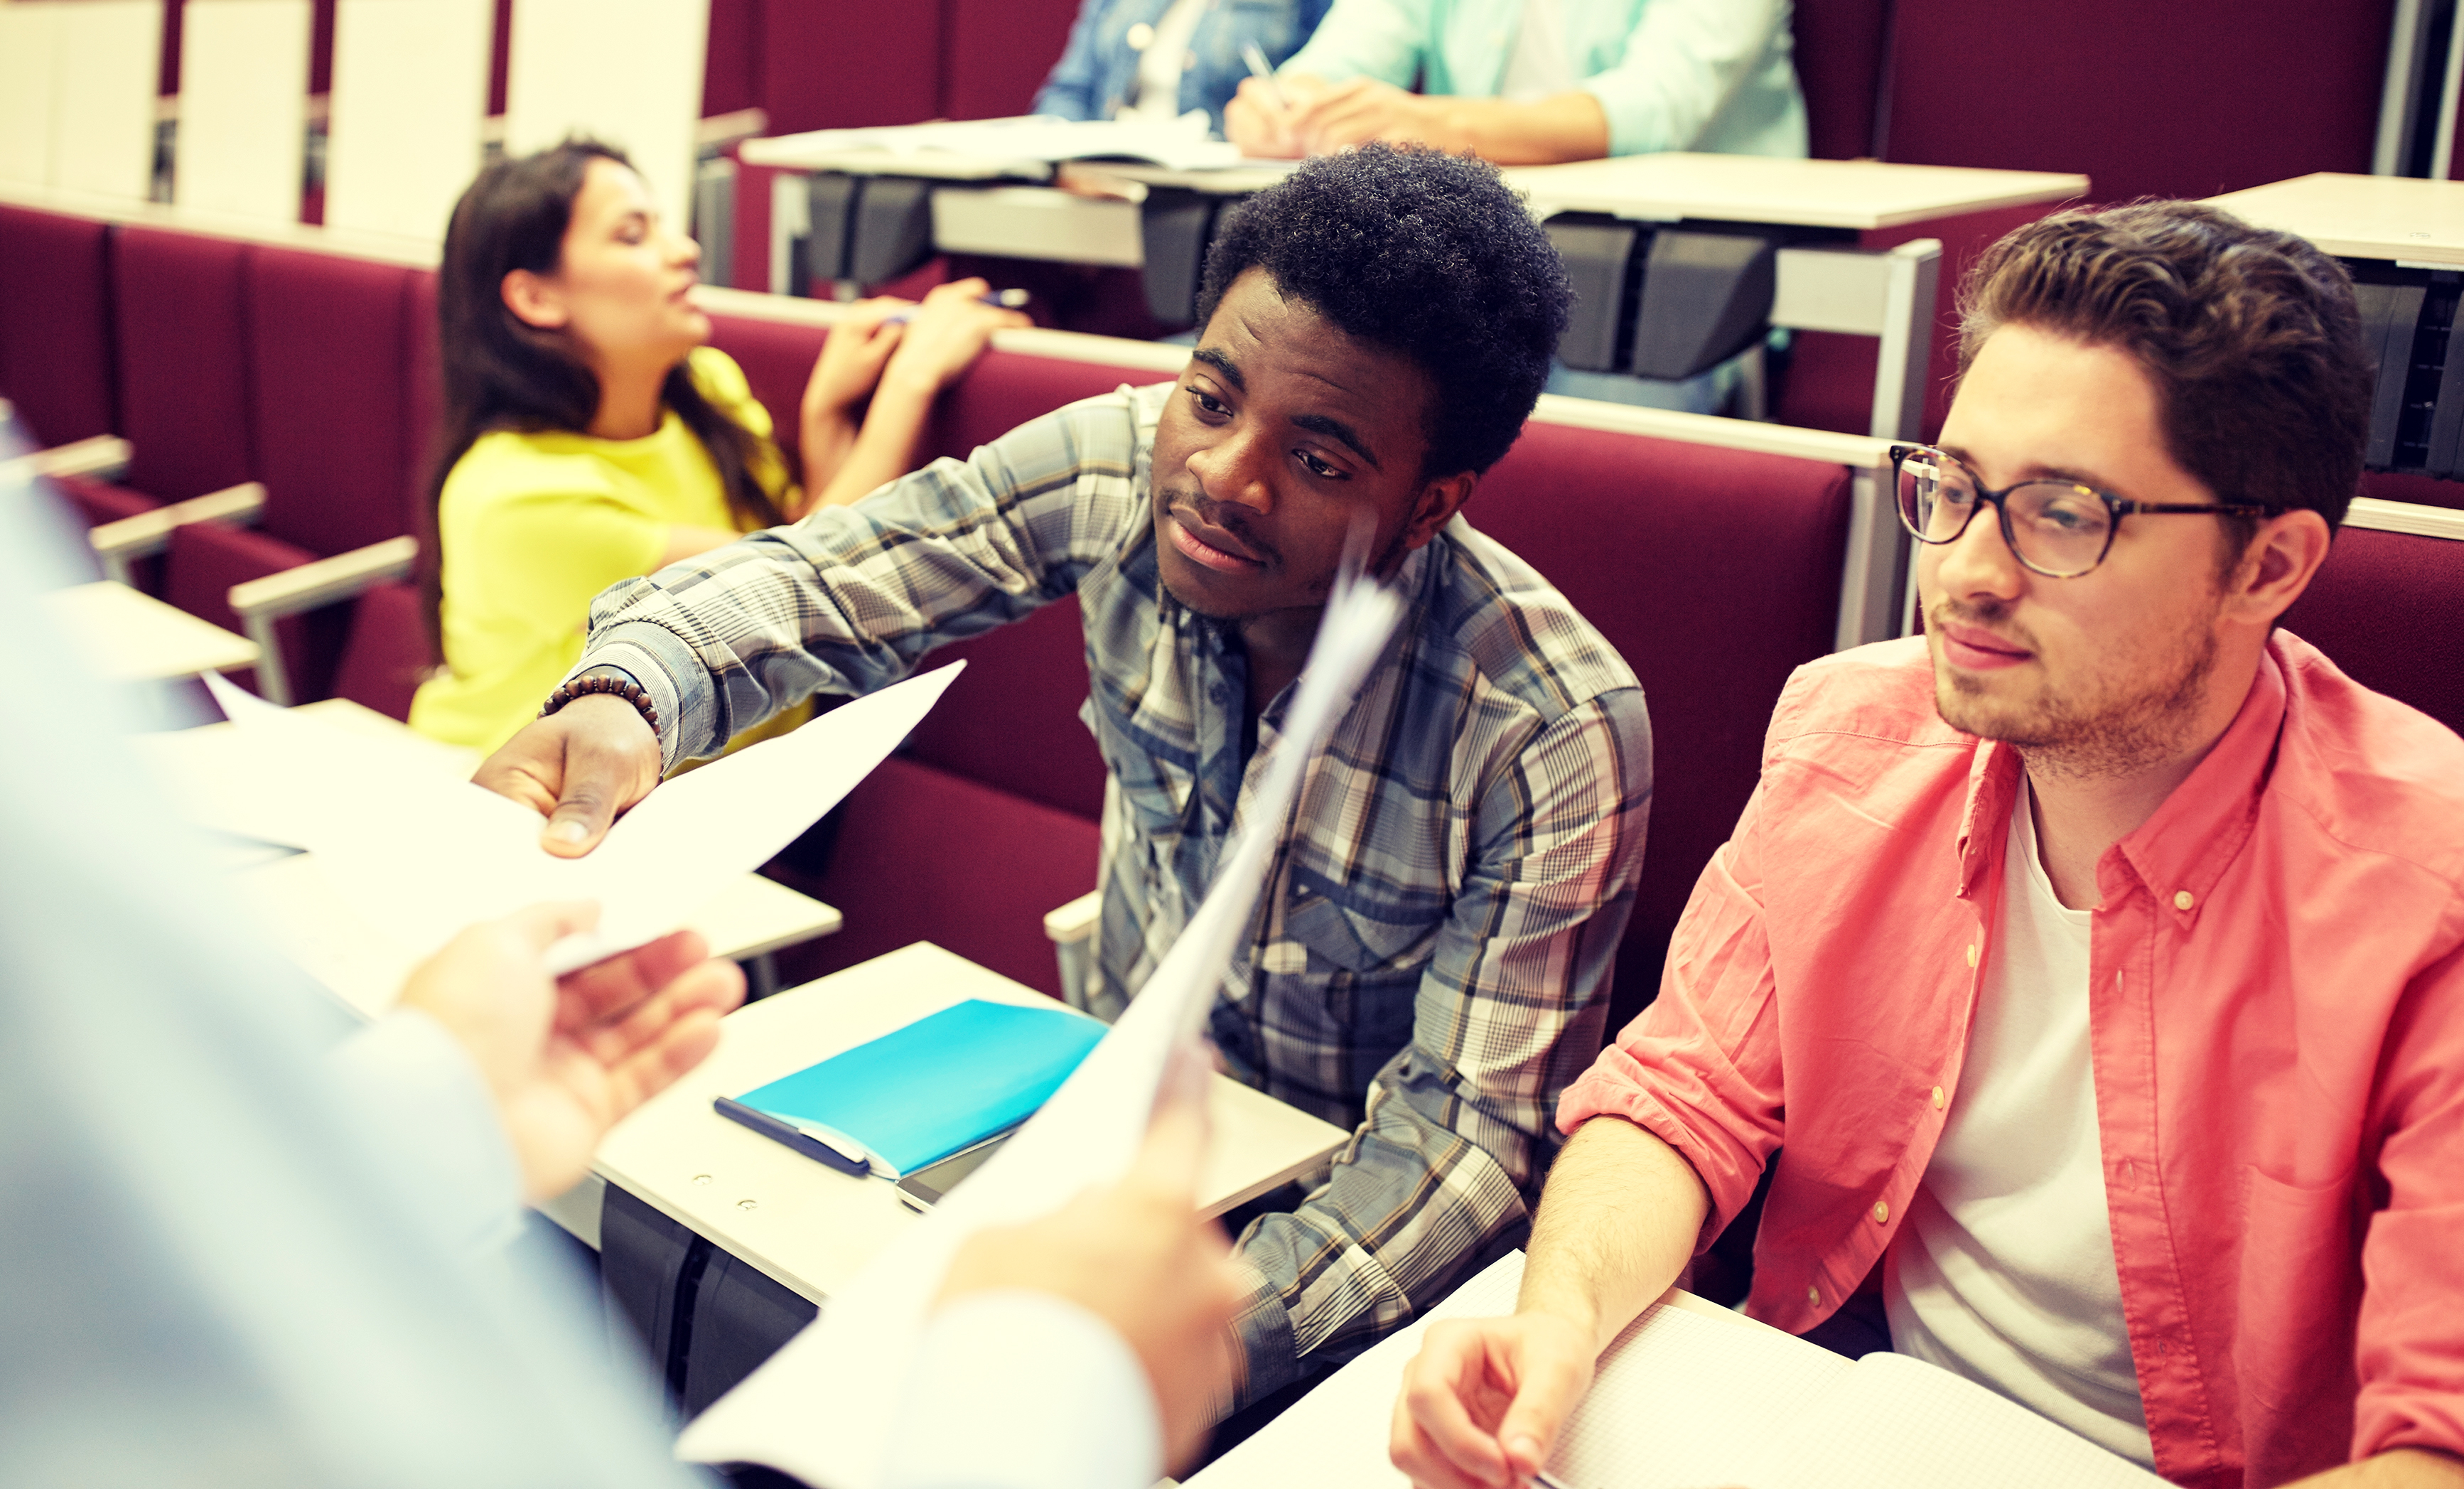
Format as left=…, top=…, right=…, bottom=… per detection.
left=1083, top=690, right=1195, bottom=834
left=1268, top=888, right=1444, bottom=1069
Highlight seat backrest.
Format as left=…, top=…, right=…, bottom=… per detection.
left=943, top=0, right=1083, bottom=121
left=703, top=309, right=829, bottom=465
left=1791, top=0, right=1889, bottom=161
left=759, top=0, right=940, bottom=134
left=0, top=205, right=118, bottom=447
left=1469, top=419, right=1854, bottom=1024
left=330, top=579, right=439, bottom=723
left=926, top=343, right=1176, bottom=465
left=112, top=225, right=255, bottom=500
left=245, top=243, right=417, bottom=555
left=2279, top=510, right=2464, bottom=740
left=905, top=596, right=1107, bottom=822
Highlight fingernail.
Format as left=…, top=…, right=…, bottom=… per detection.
left=1507, top=1436, right=1542, bottom=1466
left=549, top=821, right=588, bottom=844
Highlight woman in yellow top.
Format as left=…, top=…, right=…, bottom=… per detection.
left=409, top=139, right=1025, bottom=755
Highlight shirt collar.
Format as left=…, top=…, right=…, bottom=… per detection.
left=1950, top=645, right=2288, bottom=917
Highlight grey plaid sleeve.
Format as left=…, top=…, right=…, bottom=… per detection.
left=1229, top=687, right=1655, bottom=1400
left=575, top=389, right=1150, bottom=769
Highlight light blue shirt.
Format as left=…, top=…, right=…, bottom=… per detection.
left=1280, top=0, right=1808, bottom=158
left=0, top=424, right=1157, bottom=1489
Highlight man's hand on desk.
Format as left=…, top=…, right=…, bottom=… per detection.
left=1392, top=1310, right=1596, bottom=1489
left=399, top=903, right=745, bottom=1201
left=935, top=1087, right=1244, bottom=1473
left=473, top=694, right=662, bottom=856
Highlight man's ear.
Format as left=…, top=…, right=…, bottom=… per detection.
left=502, top=268, right=569, bottom=330
left=2229, top=507, right=2333, bottom=629
left=1401, top=471, right=1479, bottom=552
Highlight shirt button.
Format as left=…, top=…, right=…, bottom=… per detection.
left=1965, top=942, right=1978, bottom=968
left=1126, top=21, right=1155, bottom=48
left=1871, top=1200, right=1890, bottom=1223
left=1807, top=1285, right=1821, bottom=1306
left=1930, top=1085, right=1946, bottom=1109
left=2173, top=889, right=2195, bottom=911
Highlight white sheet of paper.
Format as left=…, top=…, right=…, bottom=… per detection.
left=199, top=664, right=962, bottom=973
left=672, top=571, right=1406, bottom=1488
left=771, top=112, right=1242, bottom=171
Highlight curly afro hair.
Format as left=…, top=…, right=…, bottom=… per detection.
left=1194, top=143, right=1571, bottom=479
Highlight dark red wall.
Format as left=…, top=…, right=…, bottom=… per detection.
left=1883, top=0, right=2393, bottom=201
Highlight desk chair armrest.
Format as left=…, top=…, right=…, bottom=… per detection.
left=1043, top=889, right=1102, bottom=1012
left=31, top=434, right=133, bottom=483
left=225, top=534, right=418, bottom=706
left=89, top=481, right=267, bottom=584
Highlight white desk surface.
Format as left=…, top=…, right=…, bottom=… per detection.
left=1499, top=153, right=2088, bottom=230
left=2206, top=172, right=2464, bottom=267
left=593, top=941, right=1352, bottom=1306
left=46, top=579, right=261, bottom=682
left=135, top=699, right=844, bottom=1018
left=742, top=139, right=2087, bottom=230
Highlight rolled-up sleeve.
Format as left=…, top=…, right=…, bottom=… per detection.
left=1579, top=0, right=1789, bottom=157
left=1555, top=773, right=1787, bottom=1249
left=2353, top=938, right=2464, bottom=1463
left=576, top=389, right=1153, bottom=770
left=1232, top=688, right=1652, bottom=1399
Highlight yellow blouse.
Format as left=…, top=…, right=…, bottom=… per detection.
left=409, top=348, right=805, bottom=758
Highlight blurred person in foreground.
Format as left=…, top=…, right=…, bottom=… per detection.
left=1392, top=203, right=2464, bottom=1489
left=1224, top=0, right=1804, bottom=165
left=0, top=438, right=1237, bottom=1489
left=410, top=139, right=1023, bottom=758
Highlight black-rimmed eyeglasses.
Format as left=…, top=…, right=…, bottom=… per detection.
left=1890, top=444, right=2270, bottom=579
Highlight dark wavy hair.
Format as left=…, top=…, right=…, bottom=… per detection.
left=423, top=139, right=780, bottom=644
left=1195, top=143, right=1571, bottom=479
left=1958, top=200, right=2372, bottom=545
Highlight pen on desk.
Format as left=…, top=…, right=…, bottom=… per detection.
left=714, top=1095, right=871, bottom=1176
left=883, top=287, right=1031, bottom=323
left=1240, top=41, right=1289, bottom=112
left=1529, top=1472, right=1578, bottom=1489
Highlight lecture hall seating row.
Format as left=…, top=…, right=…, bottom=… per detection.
left=5, top=192, right=2462, bottom=1038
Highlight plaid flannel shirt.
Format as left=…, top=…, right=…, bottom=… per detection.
left=576, top=383, right=1653, bottom=1399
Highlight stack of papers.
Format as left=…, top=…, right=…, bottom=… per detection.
left=760, top=112, right=1245, bottom=173
left=196, top=665, right=963, bottom=975
left=1193, top=1252, right=2168, bottom=1489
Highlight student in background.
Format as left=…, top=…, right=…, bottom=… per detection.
left=1225, top=0, right=1805, bottom=165
left=1392, top=203, right=2464, bottom=1489
left=1033, top=0, right=1331, bottom=136
left=408, top=140, right=1026, bottom=757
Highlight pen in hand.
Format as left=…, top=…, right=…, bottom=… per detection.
left=884, top=287, right=1031, bottom=324
left=1241, top=41, right=1289, bottom=112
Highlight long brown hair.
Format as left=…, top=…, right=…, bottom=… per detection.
left=423, top=139, right=781, bottom=647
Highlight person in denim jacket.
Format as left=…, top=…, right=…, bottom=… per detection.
left=1033, top=0, right=1333, bottom=136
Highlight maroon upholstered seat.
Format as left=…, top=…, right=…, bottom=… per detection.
left=161, top=245, right=420, bottom=700
left=771, top=757, right=1103, bottom=1000
left=943, top=0, right=1082, bottom=120
left=0, top=206, right=117, bottom=449
left=1469, top=421, right=1854, bottom=1028
left=760, top=0, right=940, bottom=134
left=926, top=346, right=1173, bottom=463
left=2279, top=525, right=2464, bottom=741
left=703, top=311, right=827, bottom=465
left=905, top=596, right=1107, bottom=822
left=112, top=227, right=257, bottom=502
left=329, top=579, right=438, bottom=724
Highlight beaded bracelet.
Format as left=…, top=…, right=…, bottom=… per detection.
left=539, top=669, right=661, bottom=735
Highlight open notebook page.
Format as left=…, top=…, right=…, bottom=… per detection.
left=1192, top=1251, right=1854, bottom=1489
left=1757, top=1350, right=2166, bottom=1489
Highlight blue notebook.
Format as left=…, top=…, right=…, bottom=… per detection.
left=732, top=999, right=1104, bottom=1179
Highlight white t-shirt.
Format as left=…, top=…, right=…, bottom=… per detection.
left=1883, top=780, right=2156, bottom=1465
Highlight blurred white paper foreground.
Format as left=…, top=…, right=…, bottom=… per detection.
left=200, top=664, right=962, bottom=974
left=674, top=572, right=1406, bottom=1488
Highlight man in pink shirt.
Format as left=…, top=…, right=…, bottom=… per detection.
left=1390, top=202, right=2464, bottom=1489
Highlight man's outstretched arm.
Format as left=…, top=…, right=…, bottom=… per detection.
left=1389, top=1116, right=1708, bottom=1489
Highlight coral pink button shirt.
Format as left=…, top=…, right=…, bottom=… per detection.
left=1561, top=633, right=2464, bottom=1489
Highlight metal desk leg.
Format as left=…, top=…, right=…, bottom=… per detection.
left=1868, top=239, right=1943, bottom=443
